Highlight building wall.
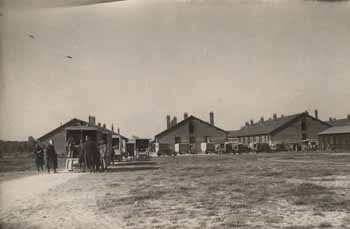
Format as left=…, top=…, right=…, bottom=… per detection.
left=319, top=134, right=350, bottom=150
left=238, top=135, right=271, bottom=145
left=272, top=115, right=329, bottom=144
left=39, top=119, right=84, bottom=155
left=40, top=129, right=66, bottom=155
left=156, top=118, right=227, bottom=152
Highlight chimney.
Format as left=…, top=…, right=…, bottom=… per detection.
left=260, top=117, right=264, bottom=123
left=103, top=123, right=106, bottom=129
left=250, top=119, right=254, bottom=125
left=184, top=112, right=189, bottom=120
left=314, top=109, right=319, bottom=119
left=111, top=124, right=114, bottom=132
left=88, top=115, right=96, bottom=126
left=281, top=114, right=285, bottom=118
left=329, top=117, right=333, bottom=122
left=245, top=121, right=250, bottom=127
left=209, top=112, right=214, bottom=126
left=348, top=114, right=350, bottom=120
left=98, top=122, right=101, bottom=127
left=273, top=113, right=277, bottom=120
left=166, top=115, right=171, bottom=129
left=305, top=110, right=309, bottom=114
left=171, top=117, right=177, bottom=126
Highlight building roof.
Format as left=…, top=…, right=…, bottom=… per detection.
left=318, top=126, right=350, bottom=135
left=155, top=115, right=227, bottom=139
left=228, top=112, right=331, bottom=138
left=38, top=118, right=87, bottom=141
left=66, top=125, right=129, bottom=140
left=38, top=118, right=128, bottom=141
left=327, top=118, right=350, bottom=127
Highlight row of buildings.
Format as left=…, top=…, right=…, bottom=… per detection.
left=37, top=110, right=350, bottom=155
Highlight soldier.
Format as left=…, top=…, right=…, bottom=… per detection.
left=33, top=142, right=45, bottom=172
left=46, top=140, right=58, bottom=173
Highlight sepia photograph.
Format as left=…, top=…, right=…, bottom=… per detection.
left=1, top=0, right=350, bottom=228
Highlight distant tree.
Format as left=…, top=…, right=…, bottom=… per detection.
left=2, top=143, right=8, bottom=155
left=23, top=141, right=29, bottom=153
left=19, top=142, right=25, bottom=153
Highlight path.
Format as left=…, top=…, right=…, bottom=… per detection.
left=0, top=172, right=82, bottom=209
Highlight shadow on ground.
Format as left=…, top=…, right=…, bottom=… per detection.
left=107, top=166, right=159, bottom=173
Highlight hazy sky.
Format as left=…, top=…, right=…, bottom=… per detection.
left=1, top=0, right=350, bottom=140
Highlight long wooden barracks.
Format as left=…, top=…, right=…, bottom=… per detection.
left=154, top=112, right=227, bottom=153
left=38, top=116, right=128, bottom=154
left=228, top=110, right=331, bottom=150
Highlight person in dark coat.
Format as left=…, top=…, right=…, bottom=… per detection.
left=33, top=143, right=45, bottom=172
left=82, top=136, right=99, bottom=173
left=46, top=140, right=58, bottom=173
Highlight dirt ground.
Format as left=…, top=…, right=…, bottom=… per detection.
left=1, top=152, right=350, bottom=228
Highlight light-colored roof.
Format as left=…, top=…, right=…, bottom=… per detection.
left=228, top=113, right=303, bottom=137
left=318, top=126, right=350, bottom=135
left=229, top=112, right=330, bottom=138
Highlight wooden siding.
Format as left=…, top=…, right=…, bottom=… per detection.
left=319, top=134, right=350, bottom=150
left=272, top=115, right=329, bottom=143
left=156, top=118, right=226, bottom=152
left=40, top=128, right=66, bottom=155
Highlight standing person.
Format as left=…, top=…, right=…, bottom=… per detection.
left=46, top=140, right=58, bottom=173
left=79, top=139, right=85, bottom=172
left=99, top=140, right=107, bottom=172
left=82, top=136, right=99, bottom=173
left=111, top=147, right=115, bottom=165
left=33, top=142, right=45, bottom=172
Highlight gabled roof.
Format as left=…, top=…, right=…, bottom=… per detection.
left=155, top=115, right=227, bottom=139
left=38, top=118, right=129, bottom=141
left=327, top=118, right=350, bottom=127
left=66, top=125, right=129, bottom=140
left=38, top=118, right=87, bottom=141
left=228, top=112, right=331, bottom=138
left=318, top=126, right=350, bottom=135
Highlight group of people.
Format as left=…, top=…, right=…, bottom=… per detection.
left=70, top=136, right=110, bottom=173
left=34, top=136, right=113, bottom=173
left=33, top=140, right=58, bottom=173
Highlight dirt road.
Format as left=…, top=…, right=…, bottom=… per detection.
left=1, top=172, right=82, bottom=209
left=1, top=154, right=350, bottom=228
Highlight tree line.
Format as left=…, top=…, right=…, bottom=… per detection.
left=0, top=136, right=36, bottom=158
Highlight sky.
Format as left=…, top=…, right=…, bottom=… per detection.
left=1, top=0, right=350, bottom=140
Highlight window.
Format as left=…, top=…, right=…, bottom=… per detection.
left=189, top=122, right=194, bottom=134
left=190, top=136, right=196, bottom=144
left=175, top=136, right=181, bottom=144
left=301, top=118, right=307, bottom=131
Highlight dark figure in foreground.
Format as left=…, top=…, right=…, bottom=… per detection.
left=46, top=140, right=58, bottom=173
left=33, top=143, right=45, bottom=172
left=82, top=136, right=100, bottom=173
